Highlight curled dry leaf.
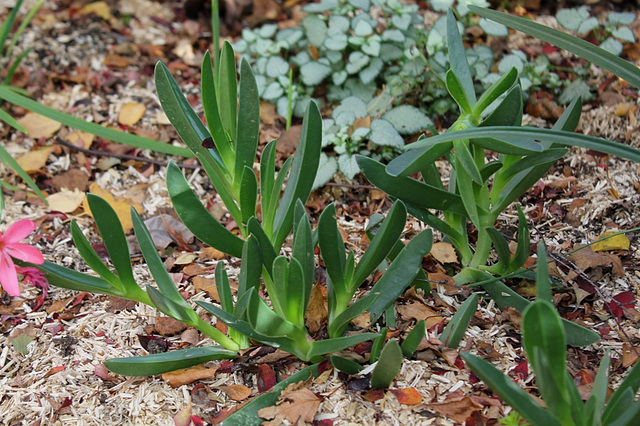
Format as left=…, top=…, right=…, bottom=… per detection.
left=79, top=1, right=112, bottom=20
left=396, top=302, right=443, bottom=329
left=162, top=365, right=219, bottom=388
left=257, top=364, right=277, bottom=393
left=306, top=283, right=328, bottom=334
left=154, top=316, right=189, bottom=336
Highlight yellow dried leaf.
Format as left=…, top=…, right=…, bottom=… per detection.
left=17, top=113, right=61, bottom=138
left=431, top=242, right=458, bottom=264
left=16, top=146, right=56, bottom=172
left=118, top=102, right=146, bottom=126
left=175, top=253, right=197, bottom=265
left=83, top=182, right=143, bottom=233
left=592, top=231, right=630, bottom=252
left=79, top=1, right=111, bottom=20
left=47, top=188, right=85, bottom=213
left=67, top=131, right=94, bottom=149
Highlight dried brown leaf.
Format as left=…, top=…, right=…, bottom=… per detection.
left=258, top=386, right=321, bottom=424
left=219, top=384, right=251, bottom=401
left=18, top=113, right=61, bottom=138
left=431, top=242, right=458, bottom=264
left=162, top=365, right=219, bottom=388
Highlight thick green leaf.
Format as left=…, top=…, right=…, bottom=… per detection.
left=217, top=42, right=238, bottom=140
left=535, top=244, right=552, bottom=303
left=469, top=6, right=640, bottom=90
left=453, top=151, right=481, bottom=228
left=0, top=87, right=191, bottom=157
left=357, top=156, right=467, bottom=216
left=473, top=67, right=518, bottom=117
left=401, top=320, right=426, bottom=358
left=104, top=346, right=236, bottom=376
left=215, top=262, right=234, bottom=313
left=166, top=161, right=244, bottom=257
left=145, top=285, right=192, bottom=323
left=440, top=294, right=478, bottom=349
left=234, top=59, right=260, bottom=187
left=201, top=50, right=234, bottom=170
left=386, top=141, right=453, bottom=177
left=291, top=209, right=314, bottom=312
left=306, top=332, right=381, bottom=360
left=370, top=327, right=387, bottom=363
left=351, top=201, right=406, bottom=289
left=446, top=9, right=476, bottom=104
left=260, top=139, right=277, bottom=227
left=453, top=139, right=482, bottom=185
left=461, top=352, right=560, bottom=426
left=470, top=137, right=542, bottom=155
left=245, top=290, right=305, bottom=340
left=266, top=155, right=293, bottom=237
left=407, top=126, right=640, bottom=164
left=330, top=355, right=364, bottom=375
left=70, top=220, right=122, bottom=291
left=584, top=351, right=610, bottom=425
left=479, top=84, right=523, bottom=127
left=272, top=101, right=322, bottom=247
left=318, top=204, right=347, bottom=295
left=507, top=206, right=531, bottom=273
left=224, top=364, right=319, bottom=426
left=328, top=293, right=378, bottom=338
left=446, top=70, right=473, bottom=115
left=370, top=339, right=403, bottom=389
left=367, top=229, right=433, bottom=321
left=247, top=217, right=278, bottom=277
left=154, top=62, right=223, bottom=164
left=529, top=349, right=571, bottom=423
left=603, top=389, right=636, bottom=425
left=486, top=228, right=511, bottom=273
left=522, top=300, right=567, bottom=404
left=237, top=236, right=262, bottom=298
left=86, top=194, right=136, bottom=287
left=497, top=149, right=568, bottom=182
left=239, top=166, right=258, bottom=224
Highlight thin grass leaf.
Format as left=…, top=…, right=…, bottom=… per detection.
left=0, top=142, right=46, bottom=203
left=469, top=6, right=640, bottom=90
left=0, top=86, right=191, bottom=157
left=0, top=0, right=23, bottom=56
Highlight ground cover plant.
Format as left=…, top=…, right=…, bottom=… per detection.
left=1, top=0, right=640, bottom=424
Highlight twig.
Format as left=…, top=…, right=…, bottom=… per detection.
left=55, top=136, right=201, bottom=170
left=325, top=182, right=377, bottom=190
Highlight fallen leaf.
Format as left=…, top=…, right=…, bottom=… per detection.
left=607, top=291, right=636, bottom=320
left=430, top=272, right=466, bottom=296
left=180, top=329, right=200, bottom=346
left=431, top=242, right=458, bottom=264
left=306, top=283, right=328, bottom=334
left=257, top=364, right=277, bottom=393
left=79, top=1, right=111, bottom=20
left=46, top=296, right=74, bottom=313
left=199, top=246, right=226, bottom=261
left=103, top=54, right=130, bottom=67
left=16, top=146, right=56, bottom=172
left=162, top=365, right=219, bottom=388
left=390, top=388, right=422, bottom=405
left=258, top=386, right=321, bottom=425
left=397, top=302, right=443, bottom=329
left=173, top=401, right=192, bottom=426
left=118, top=102, right=146, bottom=126
left=591, top=231, right=630, bottom=252
left=350, top=311, right=371, bottom=329
left=17, top=113, right=61, bottom=138
left=144, top=214, right=195, bottom=250
left=42, top=366, right=65, bottom=379
left=47, top=188, right=85, bottom=213
left=9, top=325, right=37, bottom=355
left=193, top=276, right=219, bottom=302
left=175, top=253, right=197, bottom=265
left=424, top=392, right=484, bottom=423
left=362, top=388, right=385, bottom=402
left=155, top=316, right=189, bottom=336
left=276, top=125, right=301, bottom=158
left=260, top=100, right=279, bottom=125
left=138, top=335, right=169, bottom=353
left=51, top=169, right=90, bottom=192
left=94, top=363, right=117, bottom=382
left=84, top=182, right=143, bottom=233
left=622, top=343, right=640, bottom=368
left=219, top=384, right=252, bottom=401
left=566, top=246, right=625, bottom=280
left=66, top=131, right=94, bottom=149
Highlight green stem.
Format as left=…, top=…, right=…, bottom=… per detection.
left=194, top=317, right=240, bottom=351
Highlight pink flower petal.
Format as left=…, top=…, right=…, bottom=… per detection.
left=6, top=243, right=44, bottom=264
left=2, top=219, right=36, bottom=244
left=0, top=253, right=20, bottom=296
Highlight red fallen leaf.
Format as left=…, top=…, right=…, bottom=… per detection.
left=315, top=419, right=334, bottom=426
left=258, top=364, right=277, bottom=393
left=57, top=397, right=72, bottom=412
left=173, top=401, right=192, bottom=426
left=391, top=388, right=422, bottom=405
left=607, top=292, right=636, bottom=319
left=542, top=42, right=558, bottom=55
left=191, top=415, right=204, bottom=426
left=469, top=371, right=480, bottom=384
left=94, top=363, right=118, bottom=382
left=454, top=357, right=465, bottom=369
left=510, top=360, right=528, bottom=382
left=218, top=360, right=234, bottom=373
left=318, top=360, right=332, bottom=375
left=575, top=369, right=595, bottom=386
left=362, top=388, right=385, bottom=402
left=353, top=341, right=373, bottom=355
left=191, top=383, right=210, bottom=405
left=215, top=321, right=228, bottom=334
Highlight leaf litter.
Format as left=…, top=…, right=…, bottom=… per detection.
left=0, top=0, right=639, bottom=425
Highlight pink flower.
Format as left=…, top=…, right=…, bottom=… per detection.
left=0, top=219, right=44, bottom=296
left=16, top=266, right=49, bottom=310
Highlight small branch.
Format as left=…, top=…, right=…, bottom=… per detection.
left=55, top=136, right=200, bottom=170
